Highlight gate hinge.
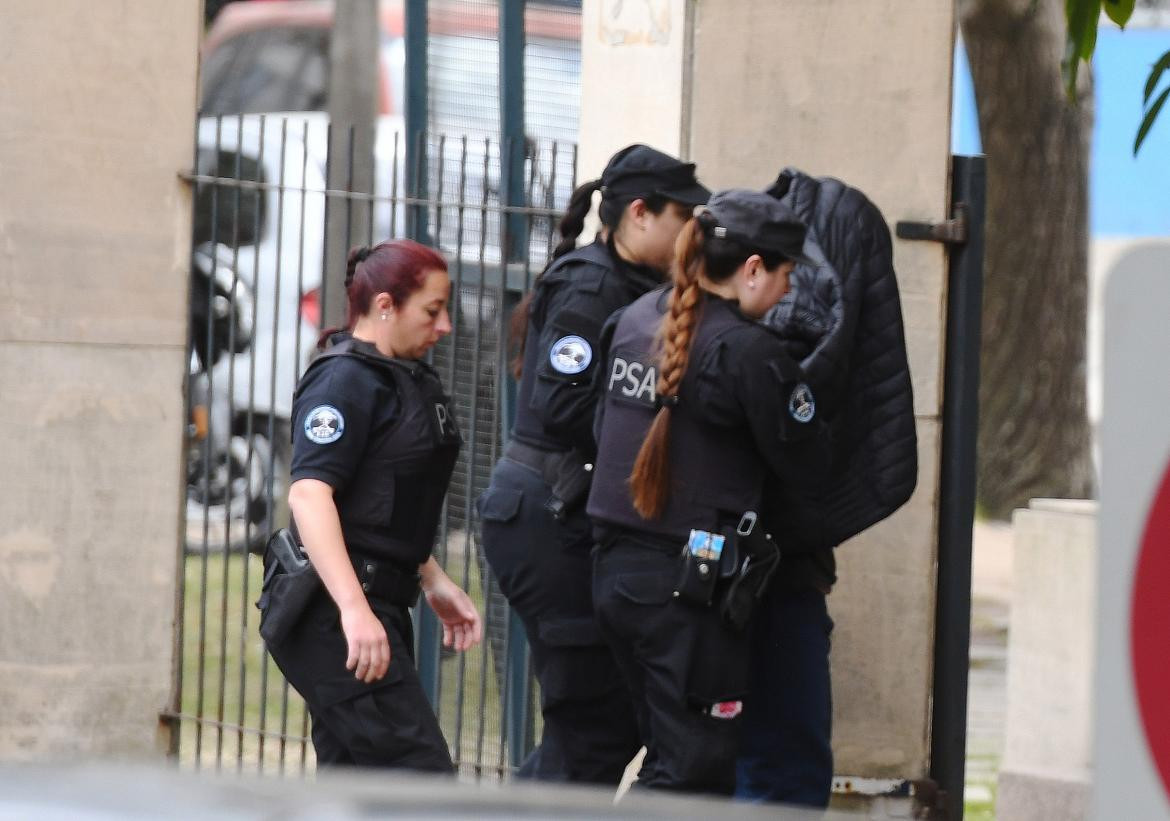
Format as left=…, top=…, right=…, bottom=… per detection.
left=896, top=203, right=968, bottom=245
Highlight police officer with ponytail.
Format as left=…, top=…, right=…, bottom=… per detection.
left=477, top=145, right=709, bottom=784
left=261, top=240, right=482, bottom=770
left=587, top=190, right=830, bottom=796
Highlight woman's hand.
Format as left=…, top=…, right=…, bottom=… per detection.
left=290, top=479, right=391, bottom=683
left=420, top=559, right=483, bottom=652
left=340, top=603, right=391, bottom=683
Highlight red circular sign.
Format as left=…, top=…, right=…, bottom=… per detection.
left=1132, top=462, right=1170, bottom=794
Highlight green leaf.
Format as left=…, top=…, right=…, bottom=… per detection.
left=1064, top=0, right=1101, bottom=97
left=1143, top=50, right=1170, bottom=104
left=1063, top=41, right=1082, bottom=101
left=1104, top=0, right=1136, bottom=28
left=1066, top=0, right=1101, bottom=57
left=1135, top=85, right=1170, bottom=156
left=1080, top=17, right=1098, bottom=61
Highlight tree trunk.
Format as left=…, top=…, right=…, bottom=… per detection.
left=959, top=0, right=1095, bottom=519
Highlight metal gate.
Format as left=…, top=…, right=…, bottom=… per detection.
left=168, top=109, right=577, bottom=775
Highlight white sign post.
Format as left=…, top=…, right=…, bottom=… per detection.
left=1095, top=245, right=1170, bottom=818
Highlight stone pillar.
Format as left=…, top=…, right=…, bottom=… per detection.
left=0, top=2, right=199, bottom=759
left=580, top=0, right=956, bottom=787
left=997, top=500, right=1097, bottom=820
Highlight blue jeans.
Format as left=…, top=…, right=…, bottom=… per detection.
left=735, top=585, right=834, bottom=807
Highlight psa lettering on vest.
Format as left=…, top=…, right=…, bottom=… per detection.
left=433, top=402, right=457, bottom=440
left=607, top=356, right=658, bottom=404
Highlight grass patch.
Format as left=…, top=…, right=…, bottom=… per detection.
left=179, top=549, right=314, bottom=774
left=964, top=784, right=997, bottom=821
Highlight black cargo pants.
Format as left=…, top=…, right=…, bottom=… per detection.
left=477, top=457, right=641, bottom=784
left=265, top=588, right=453, bottom=771
left=592, top=536, right=753, bottom=796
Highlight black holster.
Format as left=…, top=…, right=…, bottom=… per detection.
left=543, top=449, right=593, bottom=520
left=504, top=442, right=592, bottom=520
left=257, top=529, right=320, bottom=647
left=719, top=514, right=781, bottom=631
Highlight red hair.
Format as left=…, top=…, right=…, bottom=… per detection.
left=319, top=239, right=447, bottom=347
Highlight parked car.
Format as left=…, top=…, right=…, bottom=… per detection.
left=186, top=1, right=582, bottom=549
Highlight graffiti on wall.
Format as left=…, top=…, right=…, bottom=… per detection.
left=598, top=0, right=673, bottom=46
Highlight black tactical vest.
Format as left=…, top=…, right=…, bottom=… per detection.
left=587, top=289, right=765, bottom=542
left=511, top=240, right=659, bottom=451
left=300, top=339, right=462, bottom=567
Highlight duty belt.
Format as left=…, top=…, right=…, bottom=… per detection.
left=350, top=554, right=421, bottom=608
left=504, top=441, right=592, bottom=519
left=504, top=440, right=558, bottom=473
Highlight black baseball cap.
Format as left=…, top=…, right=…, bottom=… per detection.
left=600, top=144, right=711, bottom=206
left=705, top=188, right=815, bottom=266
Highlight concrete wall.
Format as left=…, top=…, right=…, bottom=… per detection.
left=576, top=0, right=692, bottom=183
left=0, top=2, right=199, bottom=759
left=580, top=0, right=955, bottom=780
left=997, top=500, right=1097, bottom=821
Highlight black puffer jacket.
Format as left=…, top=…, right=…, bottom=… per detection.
left=761, top=168, right=917, bottom=552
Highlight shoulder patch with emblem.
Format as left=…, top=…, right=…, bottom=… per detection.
left=304, top=405, right=345, bottom=444
left=788, top=383, right=816, bottom=423
left=549, top=335, right=593, bottom=375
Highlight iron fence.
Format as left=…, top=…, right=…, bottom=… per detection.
left=167, top=111, right=576, bottom=778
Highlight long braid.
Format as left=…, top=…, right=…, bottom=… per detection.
left=629, top=218, right=706, bottom=519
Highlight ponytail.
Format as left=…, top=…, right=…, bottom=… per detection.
left=508, top=175, right=675, bottom=381
left=509, top=177, right=602, bottom=378
left=629, top=218, right=706, bottom=519
left=552, top=178, right=602, bottom=260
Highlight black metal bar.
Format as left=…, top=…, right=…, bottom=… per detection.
left=270, top=119, right=293, bottom=775
left=500, top=0, right=526, bottom=261
left=434, top=133, right=447, bottom=262
left=404, top=0, right=428, bottom=242
left=464, top=138, right=491, bottom=764
left=344, top=125, right=356, bottom=257
left=230, top=116, right=250, bottom=771
left=320, top=121, right=335, bottom=330
left=473, top=138, right=495, bottom=773
left=521, top=140, right=538, bottom=297
left=413, top=131, right=442, bottom=707
left=193, top=114, right=226, bottom=768
left=213, top=116, right=245, bottom=769
left=167, top=105, right=205, bottom=762
left=930, top=153, right=986, bottom=821
left=543, top=140, right=559, bottom=269
left=448, top=138, right=468, bottom=757
left=385, top=132, right=397, bottom=240
left=250, top=113, right=272, bottom=773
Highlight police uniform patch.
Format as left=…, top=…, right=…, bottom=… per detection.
left=549, top=335, right=592, bottom=375
left=788, top=383, right=816, bottom=423
left=304, top=405, right=345, bottom=444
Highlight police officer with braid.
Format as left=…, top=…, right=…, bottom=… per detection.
left=476, top=145, right=710, bottom=784
left=587, top=190, right=830, bottom=796
left=261, top=240, right=482, bottom=770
